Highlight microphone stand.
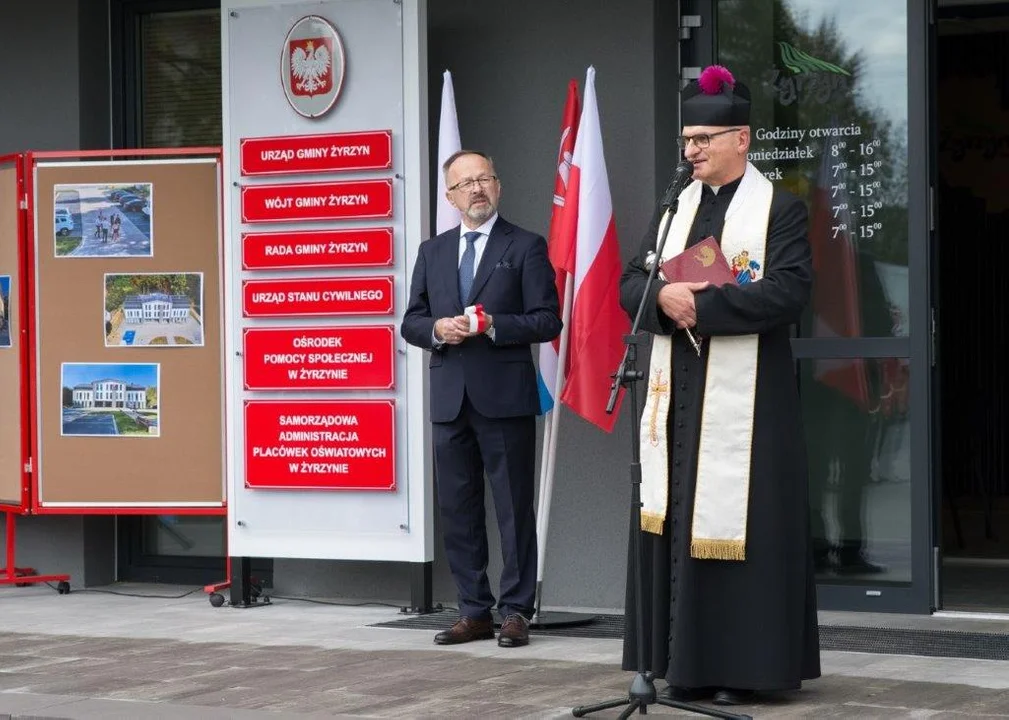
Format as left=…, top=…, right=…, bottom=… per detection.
left=571, top=189, right=750, bottom=720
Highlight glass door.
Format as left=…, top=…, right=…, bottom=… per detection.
left=934, top=3, right=1009, bottom=613
left=684, top=0, right=933, bottom=612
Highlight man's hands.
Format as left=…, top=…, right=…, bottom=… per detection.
left=657, top=281, right=709, bottom=329
left=434, top=314, right=495, bottom=344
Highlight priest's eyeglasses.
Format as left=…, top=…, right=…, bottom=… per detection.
left=676, top=128, right=741, bottom=149
left=448, top=175, right=499, bottom=192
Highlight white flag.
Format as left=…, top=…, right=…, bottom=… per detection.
left=436, top=70, right=462, bottom=234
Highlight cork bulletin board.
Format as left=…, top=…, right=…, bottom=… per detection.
left=32, top=158, right=225, bottom=509
left=0, top=160, right=24, bottom=507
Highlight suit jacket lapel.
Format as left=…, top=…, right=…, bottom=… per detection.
left=466, top=218, right=514, bottom=305
left=437, top=228, right=464, bottom=312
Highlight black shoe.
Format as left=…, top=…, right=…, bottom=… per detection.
left=660, top=686, right=715, bottom=702
left=713, top=688, right=755, bottom=706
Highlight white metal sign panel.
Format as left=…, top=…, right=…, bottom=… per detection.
left=221, top=0, right=431, bottom=561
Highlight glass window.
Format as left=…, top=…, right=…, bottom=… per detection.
left=801, top=357, right=911, bottom=584
left=143, top=515, right=225, bottom=557
left=128, top=6, right=225, bottom=569
left=139, top=9, right=222, bottom=147
left=716, top=0, right=909, bottom=337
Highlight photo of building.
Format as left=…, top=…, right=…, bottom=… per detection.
left=60, top=362, right=159, bottom=437
left=0, top=275, right=9, bottom=348
left=71, top=378, right=148, bottom=410
left=122, top=293, right=190, bottom=325
left=104, top=273, right=204, bottom=347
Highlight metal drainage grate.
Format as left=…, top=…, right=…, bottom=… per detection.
left=818, top=626, right=1009, bottom=661
left=374, top=612, right=1009, bottom=660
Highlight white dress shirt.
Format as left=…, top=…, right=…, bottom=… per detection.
left=456, top=213, right=498, bottom=271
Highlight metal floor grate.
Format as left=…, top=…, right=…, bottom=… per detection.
left=818, top=625, right=1009, bottom=661
left=373, top=611, right=1009, bottom=660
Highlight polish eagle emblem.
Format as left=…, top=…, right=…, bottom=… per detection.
left=289, top=38, right=332, bottom=96
left=692, top=245, right=716, bottom=267
left=281, top=15, right=346, bottom=119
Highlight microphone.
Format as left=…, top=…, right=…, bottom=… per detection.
left=660, top=160, right=695, bottom=211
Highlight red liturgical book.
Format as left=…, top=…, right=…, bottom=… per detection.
left=659, top=235, right=737, bottom=287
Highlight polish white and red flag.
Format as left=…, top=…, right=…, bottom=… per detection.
left=558, top=66, right=629, bottom=432
left=436, top=70, right=462, bottom=233
left=536, top=79, right=580, bottom=415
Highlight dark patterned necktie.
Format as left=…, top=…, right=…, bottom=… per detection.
left=459, top=231, right=480, bottom=305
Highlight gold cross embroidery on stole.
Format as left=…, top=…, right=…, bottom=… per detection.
left=647, top=369, right=669, bottom=447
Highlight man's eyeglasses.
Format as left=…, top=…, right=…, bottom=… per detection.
left=676, top=128, right=741, bottom=150
left=448, top=175, right=498, bottom=192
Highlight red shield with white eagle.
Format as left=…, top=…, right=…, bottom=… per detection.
left=288, top=37, right=334, bottom=97
left=280, top=16, right=346, bottom=119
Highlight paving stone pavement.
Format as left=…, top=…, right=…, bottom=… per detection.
left=1, top=631, right=1009, bottom=718
left=0, top=586, right=1008, bottom=717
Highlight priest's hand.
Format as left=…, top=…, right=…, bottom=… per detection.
left=658, top=281, right=710, bottom=329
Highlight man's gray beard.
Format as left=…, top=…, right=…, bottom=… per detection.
left=465, top=201, right=495, bottom=225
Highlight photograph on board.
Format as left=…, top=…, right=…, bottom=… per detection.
left=0, top=275, right=9, bottom=348
left=60, top=363, right=160, bottom=438
left=54, top=183, right=153, bottom=258
left=104, top=273, right=204, bottom=347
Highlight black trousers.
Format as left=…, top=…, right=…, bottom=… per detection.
left=432, top=394, right=537, bottom=620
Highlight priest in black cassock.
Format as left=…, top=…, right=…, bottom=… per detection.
left=618, top=65, right=821, bottom=707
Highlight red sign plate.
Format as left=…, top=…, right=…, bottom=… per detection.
left=239, top=130, right=392, bottom=176
left=243, top=326, right=395, bottom=390
left=243, top=276, right=394, bottom=318
left=245, top=399, right=395, bottom=491
left=242, top=228, right=393, bottom=270
left=240, top=179, right=393, bottom=223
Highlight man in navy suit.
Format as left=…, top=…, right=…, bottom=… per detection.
left=401, top=150, right=562, bottom=647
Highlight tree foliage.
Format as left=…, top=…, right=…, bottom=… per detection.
left=718, top=0, right=909, bottom=266
left=104, top=274, right=201, bottom=313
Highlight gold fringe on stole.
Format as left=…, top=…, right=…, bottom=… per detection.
left=640, top=511, right=666, bottom=535
left=690, top=538, right=746, bottom=561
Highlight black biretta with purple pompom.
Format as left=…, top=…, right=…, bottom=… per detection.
left=681, top=65, right=751, bottom=127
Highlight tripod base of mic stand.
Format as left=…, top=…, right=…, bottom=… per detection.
left=571, top=672, right=752, bottom=720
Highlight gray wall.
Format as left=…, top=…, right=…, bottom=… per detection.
left=0, top=516, right=114, bottom=589
left=275, top=0, right=681, bottom=612
left=0, top=2, right=80, bottom=154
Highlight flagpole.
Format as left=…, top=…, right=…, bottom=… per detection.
left=534, top=272, right=573, bottom=620
left=529, top=78, right=591, bottom=629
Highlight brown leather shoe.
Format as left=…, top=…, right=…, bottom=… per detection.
left=497, top=613, right=530, bottom=647
left=433, top=616, right=495, bottom=645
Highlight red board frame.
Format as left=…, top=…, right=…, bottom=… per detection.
left=0, top=154, right=31, bottom=514
left=23, top=148, right=228, bottom=516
